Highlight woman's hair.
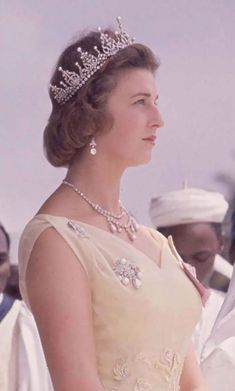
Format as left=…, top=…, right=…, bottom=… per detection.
left=43, top=29, right=159, bottom=167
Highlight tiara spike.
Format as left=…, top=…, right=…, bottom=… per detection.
left=50, top=17, right=135, bottom=104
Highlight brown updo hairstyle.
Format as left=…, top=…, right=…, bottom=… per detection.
left=44, top=29, right=160, bottom=167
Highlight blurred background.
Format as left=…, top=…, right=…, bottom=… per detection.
left=1, top=0, right=234, bottom=263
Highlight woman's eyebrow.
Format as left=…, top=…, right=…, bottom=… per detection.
left=130, top=92, right=159, bottom=99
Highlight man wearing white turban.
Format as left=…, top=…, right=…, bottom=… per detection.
left=150, top=187, right=228, bottom=229
left=150, top=187, right=232, bottom=289
left=149, top=186, right=232, bottom=364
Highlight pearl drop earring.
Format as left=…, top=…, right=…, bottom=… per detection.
left=89, top=137, right=97, bottom=155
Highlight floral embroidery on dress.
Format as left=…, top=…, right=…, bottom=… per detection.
left=158, top=349, right=179, bottom=373
left=112, top=357, right=130, bottom=381
left=67, top=220, right=89, bottom=238
left=113, top=258, right=143, bottom=289
left=110, top=350, right=182, bottom=390
left=135, top=349, right=181, bottom=390
left=135, top=352, right=156, bottom=368
left=155, top=349, right=181, bottom=390
left=134, top=378, right=152, bottom=390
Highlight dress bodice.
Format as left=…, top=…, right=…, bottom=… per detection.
left=18, top=214, right=202, bottom=391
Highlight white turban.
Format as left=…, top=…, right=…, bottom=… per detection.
left=150, top=187, right=229, bottom=228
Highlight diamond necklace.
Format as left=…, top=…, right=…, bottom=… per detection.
left=62, top=179, right=139, bottom=241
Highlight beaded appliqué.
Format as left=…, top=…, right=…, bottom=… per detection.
left=113, top=258, right=143, bottom=289
left=67, top=220, right=89, bottom=238
left=112, top=357, right=130, bottom=381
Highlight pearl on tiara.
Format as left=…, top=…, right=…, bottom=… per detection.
left=50, top=17, right=135, bottom=105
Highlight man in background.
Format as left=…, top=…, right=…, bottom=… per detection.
left=4, top=264, right=22, bottom=300
left=0, top=221, right=53, bottom=391
left=149, top=186, right=232, bottom=362
left=200, top=263, right=235, bottom=390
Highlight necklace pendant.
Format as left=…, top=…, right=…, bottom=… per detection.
left=128, top=231, right=137, bottom=241
left=133, top=278, right=142, bottom=289
left=109, top=222, right=117, bottom=233
left=131, top=217, right=139, bottom=232
left=130, top=225, right=135, bottom=233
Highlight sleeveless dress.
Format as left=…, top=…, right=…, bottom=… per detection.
left=18, top=214, right=202, bottom=391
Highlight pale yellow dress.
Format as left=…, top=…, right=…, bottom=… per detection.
left=18, top=214, right=202, bottom=391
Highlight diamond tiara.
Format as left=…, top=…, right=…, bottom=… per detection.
left=49, top=17, right=135, bottom=105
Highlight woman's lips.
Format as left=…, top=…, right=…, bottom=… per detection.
left=142, top=135, right=156, bottom=144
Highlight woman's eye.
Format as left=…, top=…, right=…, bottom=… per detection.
left=135, top=99, right=145, bottom=105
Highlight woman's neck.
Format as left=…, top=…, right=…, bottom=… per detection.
left=66, top=153, right=124, bottom=214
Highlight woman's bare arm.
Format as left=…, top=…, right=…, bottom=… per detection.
left=26, top=227, right=104, bottom=391
left=180, top=343, right=208, bottom=391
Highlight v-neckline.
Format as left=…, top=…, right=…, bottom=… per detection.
left=36, top=213, right=164, bottom=269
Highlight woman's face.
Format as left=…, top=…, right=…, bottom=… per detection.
left=96, top=68, right=164, bottom=168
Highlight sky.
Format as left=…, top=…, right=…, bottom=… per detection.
left=1, top=0, right=235, bottom=262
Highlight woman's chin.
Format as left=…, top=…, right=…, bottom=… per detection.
left=128, top=154, right=153, bottom=167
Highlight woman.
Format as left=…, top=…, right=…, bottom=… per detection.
left=19, top=17, right=207, bottom=391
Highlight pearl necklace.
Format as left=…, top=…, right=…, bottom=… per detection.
left=62, top=179, right=139, bottom=241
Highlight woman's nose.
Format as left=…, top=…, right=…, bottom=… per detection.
left=149, top=106, right=164, bottom=129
